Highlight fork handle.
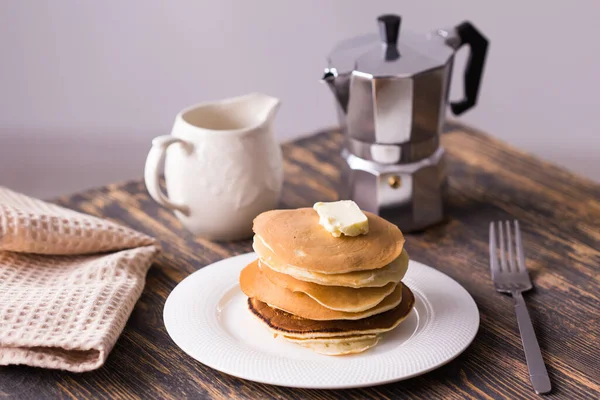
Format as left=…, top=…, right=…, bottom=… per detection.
left=513, top=291, right=552, bottom=394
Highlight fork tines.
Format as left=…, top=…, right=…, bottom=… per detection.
left=489, top=220, right=526, bottom=274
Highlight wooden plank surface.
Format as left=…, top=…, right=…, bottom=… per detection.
left=1, top=124, right=599, bottom=399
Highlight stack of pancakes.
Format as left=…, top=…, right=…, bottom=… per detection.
left=240, top=207, right=415, bottom=355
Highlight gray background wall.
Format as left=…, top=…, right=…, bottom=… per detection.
left=1, top=0, right=599, bottom=199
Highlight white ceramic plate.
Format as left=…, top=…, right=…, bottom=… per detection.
left=163, top=252, right=479, bottom=389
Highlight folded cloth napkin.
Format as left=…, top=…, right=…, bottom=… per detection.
left=0, top=187, right=159, bottom=372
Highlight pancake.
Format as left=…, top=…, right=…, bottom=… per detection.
left=255, top=235, right=409, bottom=287
left=284, top=335, right=380, bottom=356
left=240, top=260, right=403, bottom=320
left=253, top=208, right=404, bottom=273
left=248, top=283, right=415, bottom=338
left=259, top=260, right=396, bottom=312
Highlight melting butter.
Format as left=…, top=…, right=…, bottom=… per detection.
left=313, top=200, right=369, bottom=237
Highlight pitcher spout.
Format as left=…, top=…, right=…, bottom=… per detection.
left=242, top=93, right=280, bottom=129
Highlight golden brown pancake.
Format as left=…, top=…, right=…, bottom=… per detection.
left=248, top=284, right=415, bottom=338
left=255, top=235, right=409, bottom=287
left=253, top=208, right=404, bottom=273
left=240, top=260, right=403, bottom=320
left=284, top=335, right=380, bottom=355
left=259, top=260, right=396, bottom=312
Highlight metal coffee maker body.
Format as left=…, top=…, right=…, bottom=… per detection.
left=323, top=14, right=488, bottom=232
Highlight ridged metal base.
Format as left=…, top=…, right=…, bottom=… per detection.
left=340, top=148, right=447, bottom=232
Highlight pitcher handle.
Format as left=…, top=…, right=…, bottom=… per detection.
left=144, top=136, right=190, bottom=214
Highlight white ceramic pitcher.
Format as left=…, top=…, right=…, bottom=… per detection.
left=144, top=93, right=283, bottom=241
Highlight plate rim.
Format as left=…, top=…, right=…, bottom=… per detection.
left=163, top=252, right=480, bottom=389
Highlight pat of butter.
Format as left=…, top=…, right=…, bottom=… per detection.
left=313, top=200, right=369, bottom=237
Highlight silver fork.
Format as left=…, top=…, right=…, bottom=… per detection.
left=489, top=220, right=551, bottom=394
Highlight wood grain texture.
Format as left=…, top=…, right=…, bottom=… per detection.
left=1, top=123, right=599, bottom=399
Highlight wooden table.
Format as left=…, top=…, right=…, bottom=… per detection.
left=1, top=124, right=599, bottom=399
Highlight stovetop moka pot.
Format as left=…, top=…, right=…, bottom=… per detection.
left=323, top=14, right=489, bottom=231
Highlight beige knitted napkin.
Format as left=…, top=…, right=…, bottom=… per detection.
left=0, top=186, right=159, bottom=372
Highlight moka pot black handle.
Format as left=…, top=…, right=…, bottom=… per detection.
left=450, top=21, right=489, bottom=115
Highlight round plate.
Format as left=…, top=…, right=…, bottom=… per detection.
left=164, top=253, right=479, bottom=389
